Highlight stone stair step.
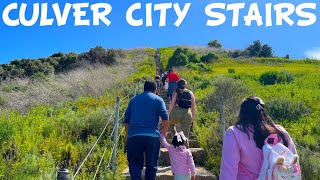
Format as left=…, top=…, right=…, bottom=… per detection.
left=122, top=166, right=217, bottom=180
left=166, top=132, right=196, bottom=140
left=162, top=139, right=199, bottom=148
left=158, top=148, right=205, bottom=166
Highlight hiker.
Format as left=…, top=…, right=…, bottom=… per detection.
left=166, top=69, right=180, bottom=100
left=160, top=131, right=196, bottom=180
left=161, top=71, right=167, bottom=86
left=219, top=96, right=298, bottom=180
left=168, top=79, right=196, bottom=148
left=125, top=81, right=169, bottom=180
left=154, top=75, right=162, bottom=95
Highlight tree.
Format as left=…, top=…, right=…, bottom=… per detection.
left=259, top=44, right=273, bottom=57
left=167, top=48, right=191, bottom=69
left=284, top=54, right=290, bottom=59
left=246, top=40, right=262, bottom=57
left=208, top=40, right=222, bottom=48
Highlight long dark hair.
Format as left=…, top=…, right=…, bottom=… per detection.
left=235, top=96, right=288, bottom=149
left=176, top=79, right=186, bottom=98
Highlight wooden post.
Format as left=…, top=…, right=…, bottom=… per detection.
left=220, top=96, right=225, bottom=137
left=111, top=97, right=120, bottom=173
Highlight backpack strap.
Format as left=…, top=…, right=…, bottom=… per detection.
left=264, top=134, right=279, bottom=146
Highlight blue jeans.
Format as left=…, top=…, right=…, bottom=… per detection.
left=126, top=136, right=160, bottom=180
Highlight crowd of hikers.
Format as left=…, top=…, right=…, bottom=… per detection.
left=124, top=69, right=301, bottom=180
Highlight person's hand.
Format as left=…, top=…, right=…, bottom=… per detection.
left=162, top=130, right=168, bottom=137
left=191, top=175, right=195, bottom=180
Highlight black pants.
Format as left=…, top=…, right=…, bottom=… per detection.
left=126, top=136, right=160, bottom=180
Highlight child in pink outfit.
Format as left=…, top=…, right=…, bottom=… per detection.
left=219, top=96, right=298, bottom=180
left=160, top=132, right=196, bottom=180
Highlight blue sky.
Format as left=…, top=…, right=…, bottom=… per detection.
left=1, top=0, right=320, bottom=64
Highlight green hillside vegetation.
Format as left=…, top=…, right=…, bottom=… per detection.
left=0, top=48, right=155, bottom=179
left=0, top=46, right=126, bottom=81
left=0, top=43, right=319, bottom=179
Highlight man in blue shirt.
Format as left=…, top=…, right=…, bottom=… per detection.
left=125, top=81, right=169, bottom=180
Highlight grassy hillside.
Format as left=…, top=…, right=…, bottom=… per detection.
left=0, top=48, right=156, bottom=179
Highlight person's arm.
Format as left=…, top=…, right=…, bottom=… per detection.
left=125, top=123, right=129, bottom=138
left=162, top=120, right=169, bottom=137
left=160, top=133, right=170, bottom=149
left=168, top=91, right=177, bottom=114
left=219, top=128, right=240, bottom=180
left=187, top=150, right=196, bottom=179
left=190, top=91, right=196, bottom=122
left=159, top=99, right=169, bottom=137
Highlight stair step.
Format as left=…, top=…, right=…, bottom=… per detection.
left=122, top=166, right=217, bottom=180
left=166, top=132, right=196, bottom=140
left=162, top=139, right=199, bottom=148
left=158, top=148, right=205, bottom=166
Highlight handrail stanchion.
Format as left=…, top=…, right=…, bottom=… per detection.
left=111, top=97, right=120, bottom=173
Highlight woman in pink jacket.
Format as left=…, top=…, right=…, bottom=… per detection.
left=219, top=96, right=297, bottom=180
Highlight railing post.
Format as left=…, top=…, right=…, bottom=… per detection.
left=111, top=97, right=120, bottom=173
left=220, top=96, right=225, bottom=137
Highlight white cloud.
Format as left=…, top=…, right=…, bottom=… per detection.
left=305, top=48, right=320, bottom=60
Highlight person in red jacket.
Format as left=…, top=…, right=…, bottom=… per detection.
left=166, top=69, right=180, bottom=100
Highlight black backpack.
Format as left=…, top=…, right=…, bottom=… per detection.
left=177, top=90, right=192, bottom=108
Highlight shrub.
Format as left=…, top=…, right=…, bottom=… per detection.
left=200, top=53, right=218, bottom=63
left=231, top=50, right=241, bottom=58
left=202, top=77, right=251, bottom=125
left=195, top=121, right=222, bottom=175
left=0, top=120, right=16, bottom=144
left=197, top=62, right=211, bottom=72
left=188, top=53, right=201, bottom=63
left=186, top=63, right=200, bottom=71
left=228, top=68, right=235, bottom=74
left=259, top=71, right=294, bottom=85
left=297, top=147, right=320, bottom=179
left=267, top=99, right=311, bottom=121
left=207, top=40, right=222, bottom=48
left=0, top=96, right=6, bottom=107
left=186, top=62, right=212, bottom=72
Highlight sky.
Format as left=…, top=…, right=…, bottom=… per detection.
left=1, top=0, right=320, bottom=64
